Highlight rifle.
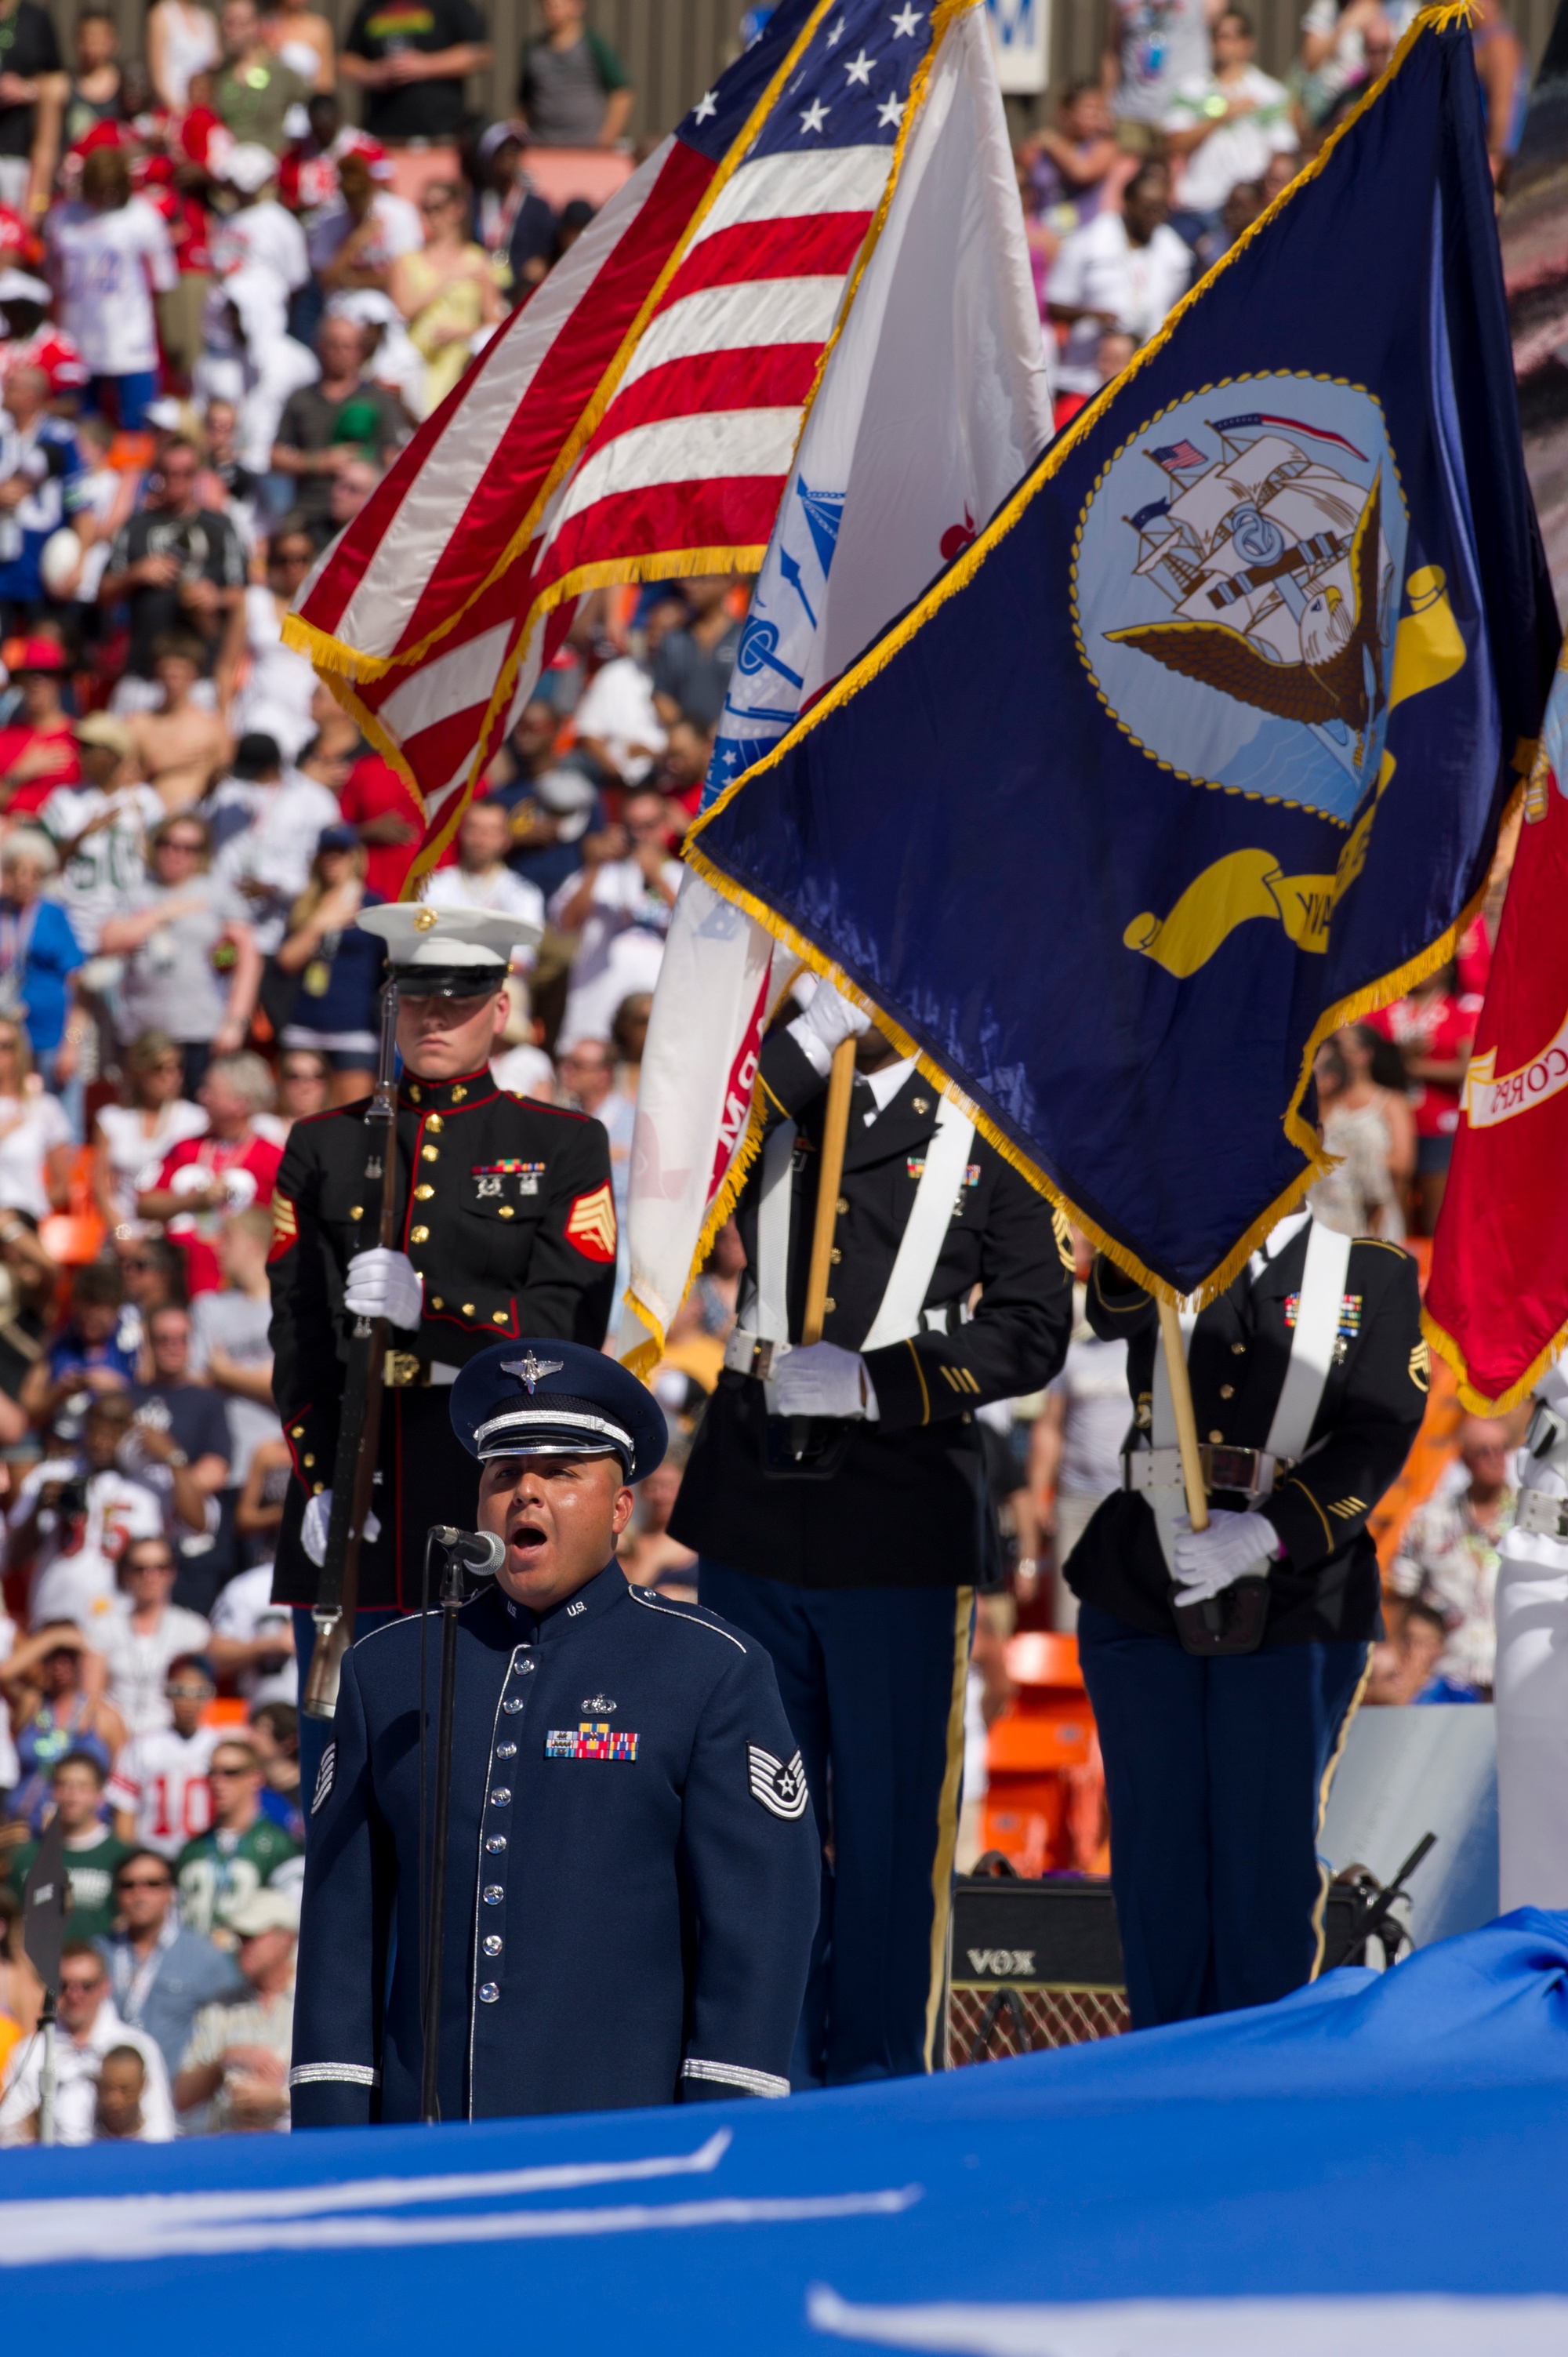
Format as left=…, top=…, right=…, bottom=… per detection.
left=301, top=980, right=400, bottom=1721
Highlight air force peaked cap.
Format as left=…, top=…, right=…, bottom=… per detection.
left=357, top=902, right=539, bottom=996
left=451, top=1339, right=667, bottom=1480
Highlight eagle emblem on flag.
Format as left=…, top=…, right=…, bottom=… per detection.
left=564, top=1183, right=617, bottom=1264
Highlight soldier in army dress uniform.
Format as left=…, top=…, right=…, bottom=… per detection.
left=670, top=981, right=1072, bottom=2087
left=290, top=1342, right=818, bottom=2125
left=267, top=908, right=618, bottom=1738
left=1065, top=1207, right=1428, bottom=2028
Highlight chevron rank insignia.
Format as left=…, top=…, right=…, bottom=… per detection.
left=546, top=1722, right=638, bottom=1761
left=312, top=1742, right=336, bottom=1814
left=747, top=1744, right=808, bottom=1820
left=267, top=1189, right=298, bottom=1262
left=564, top=1182, right=617, bottom=1263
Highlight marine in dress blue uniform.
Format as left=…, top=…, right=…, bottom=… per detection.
left=289, top=1342, right=819, bottom=2125
left=1065, top=1208, right=1428, bottom=2028
left=668, top=985, right=1072, bottom=2086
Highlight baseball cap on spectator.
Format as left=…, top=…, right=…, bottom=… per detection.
left=333, top=130, right=394, bottom=183
left=0, top=270, right=49, bottom=306
left=317, top=822, right=359, bottom=854
left=2, top=637, right=67, bottom=674
left=74, top=712, right=137, bottom=761
left=231, top=732, right=284, bottom=781
left=227, top=1887, right=301, bottom=1938
left=221, top=143, right=278, bottom=197
left=477, top=120, right=528, bottom=162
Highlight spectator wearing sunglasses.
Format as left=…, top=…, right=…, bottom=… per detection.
left=107, top=1651, right=223, bottom=1857
left=96, top=1843, right=245, bottom=2090
left=91, top=1029, right=209, bottom=1233
left=174, top=1734, right=300, bottom=1943
left=0, top=1937, right=175, bottom=2146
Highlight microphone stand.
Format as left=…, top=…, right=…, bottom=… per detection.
left=419, top=1526, right=505, bottom=2124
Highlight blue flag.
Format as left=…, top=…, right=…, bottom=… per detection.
left=685, top=11, right=1559, bottom=1300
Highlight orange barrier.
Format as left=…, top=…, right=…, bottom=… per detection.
left=981, top=1632, right=1109, bottom=1876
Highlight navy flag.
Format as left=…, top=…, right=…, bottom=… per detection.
left=684, top=8, right=1559, bottom=1302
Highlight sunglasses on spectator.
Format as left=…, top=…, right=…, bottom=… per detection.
left=166, top=1680, right=212, bottom=1697
left=116, top=1874, right=172, bottom=1892
left=209, top=1763, right=252, bottom=1778
left=60, top=1971, right=104, bottom=1993
left=160, top=836, right=205, bottom=855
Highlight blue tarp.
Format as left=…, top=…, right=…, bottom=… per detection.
left=5, top=1911, right=1568, bottom=2352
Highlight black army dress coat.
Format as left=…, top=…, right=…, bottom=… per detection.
left=1067, top=1222, right=1428, bottom=1645
left=268, top=1068, right=617, bottom=1611
left=670, top=1029, right=1072, bottom=1587
left=289, top=1564, right=820, bottom=2124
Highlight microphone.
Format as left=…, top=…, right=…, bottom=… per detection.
left=427, top=1526, right=506, bottom=1577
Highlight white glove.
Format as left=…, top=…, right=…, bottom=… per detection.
left=772, top=1341, right=879, bottom=1422
left=787, top=980, right=872, bottom=1076
left=343, top=1247, right=423, bottom=1330
left=301, top=1489, right=382, bottom=1566
left=1170, top=1509, right=1279, bottom=1606
left=1536, top=1357, right=1568, bottom=1416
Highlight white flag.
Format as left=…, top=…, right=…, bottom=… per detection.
left=620, top=3, right=1054, bottom=1371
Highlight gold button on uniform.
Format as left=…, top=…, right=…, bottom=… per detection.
left=1208, top=1429, right=1225, bottom=1444
left=830, top=1247, right=841, bottom=1264
left=1231, top=1342, right=1246, bottom=1355
left=408, top=1084, right=422, bottom=1102
left=290, top=1425, right=303, bottom=1438
left=426, top=1114, right=445, bottom=1134
left=823, top=1296, right=836, bottom=1313
left=463, top=1303, right=475, bottom=1316
left=349, top=1205, right=362, bottom=1220
left=410, top=1225, right=430, bottom=1243
left=303, top=1455, right=315, bottom=1468
left=498, top=1204, right=514, bottom=1218
left=422, top=1144, right=439, bottom=1162
left=837, top=1196, right=849, bottom=1215
left=415, top=1183, right=434, bottom=1200
left=492, top=1311, right=507, bottom=1324
left=431, top=1296, right=444, bottom=1309
left=1219, top=1384, right=1234, bottom=1400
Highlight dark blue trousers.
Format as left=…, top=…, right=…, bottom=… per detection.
left=1077, top=1603, right=1370, bottom=2030
left=698, top=1561, right=971, bottom=2088
left=292, top=1607, right=398, bottom=1843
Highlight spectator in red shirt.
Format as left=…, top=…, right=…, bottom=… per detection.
left=0, top=637, right=80, bottom=816
left=0, top=273, right=89, bottom=398
left=136, top=1051, right=283, bottom=1296
left=1365, top=961, right=1481, bottom=1233
left=337, top=746, right=421, bottom=899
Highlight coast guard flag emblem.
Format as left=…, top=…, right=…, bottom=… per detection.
left=685, top=8, right=1558, bottom=1303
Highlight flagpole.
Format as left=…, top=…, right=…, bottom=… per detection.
left=802, top=1038, right=858, bottom=1344
left=1157, top=1297, right=1210, bottom=1532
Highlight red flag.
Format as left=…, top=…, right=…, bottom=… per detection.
left=1425, top=661, right=1568, bottom=1410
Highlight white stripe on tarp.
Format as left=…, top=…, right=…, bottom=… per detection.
left=0, top=2130, right=734, bottom=2263
left=547, top=406, right=801, bottom=532
left=807, top=2288, right=1568, bottom=2356
left=5, top=2187, right=919, bottom=2266
left=614, top=276, right=848, bottom=399
left=687, top=143, right=891, bottom=242
left=318, top=139, right=673, bottom=656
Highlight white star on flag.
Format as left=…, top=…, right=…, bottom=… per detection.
left=844, top=47, right=873, bottom=83
left=877, top=90, right=906, bottom=125
left=890, top=3, right=922, bottom=32
left=694, top=88, right=717, bottom=120
left=799, top=96, right=829, bottom=133
left=826, top=14, right=847, bottom=43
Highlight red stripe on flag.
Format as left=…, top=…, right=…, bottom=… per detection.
left=299, top=139, right=712, bottom=652
left=534, top=476, right=786, bottom=601
left=656, top=212, right=871, bottom=308
left=386, top=142, right=717, bottom=661
left=584, top=343, right=824, bottom=456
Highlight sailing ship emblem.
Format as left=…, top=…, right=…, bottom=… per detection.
left=1073, top=376, right=1405, bottom=826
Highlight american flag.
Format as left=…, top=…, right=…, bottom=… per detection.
left=287, top=0, right=936, bottom=882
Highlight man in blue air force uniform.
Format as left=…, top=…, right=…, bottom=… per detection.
left=669, top=982, right=1072, bottom=2086
left=289, top=1342, right=818, bottom=2125
left=1065, top=1208, right=1428, bottom=2030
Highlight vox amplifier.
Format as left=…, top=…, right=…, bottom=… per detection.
left=945, top=1872, right=1129, bottom=2066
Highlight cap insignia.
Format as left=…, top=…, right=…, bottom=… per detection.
left=502, top=1351, right=564, bottom=1394
left=413, top=907, right=439, bottom=931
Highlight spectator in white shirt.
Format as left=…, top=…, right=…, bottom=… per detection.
left=572, top=648, right=666, bottom=786
left=1163, top=9, right=1297, bottom=236
left=42, top=714, right=164, bottom=959
left=187, top=1204, right=281, bottom=1492
left=204, top=731, right=343, bottom=953
left=549, top=786, right=682, bottom=1054
left=173, top=1883, right=297, bottom=2132
left=209, top=143, right=310, bottom=300
left=0, top=1938, right=175, bottom=2145
left=209, top=1567, right=297, bottom=1704
left=10, top=1393, right=165, bottom=1633
left=1047, top=164, right=1192, bottom=396
left=93, top=1536, right=212, bottom=1738
left=419, top=798, right=545, bottom=971
left=46, top=145, right=176, bottom=432
left=108, top=1652, right=223, bottom=1857
left=90, top=1029, right=209, bottom=1232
